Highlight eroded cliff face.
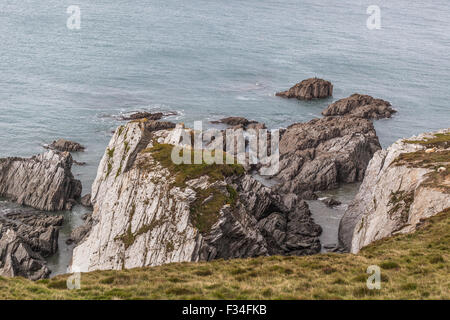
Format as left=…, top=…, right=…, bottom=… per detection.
left=0, top=151, right=81, bottom=211
left=339, top=129, right=450, bottom=253
left=71, top=120, right=321, bottom=272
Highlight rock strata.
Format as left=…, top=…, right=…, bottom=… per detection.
left=46, top=139, right=85, bottom=152
left=0, top=210, right=63, bottom=280
left=275, top=116, right=381, bottom=198
left=322, top=94, right=396, bottom=119
left=70, top=120, right=322, bottom=272
left=339, top=129, right=450, bottom=253
left=0, top=150, right=81, bottom=211
left=276, top=78, right=333, bottom=100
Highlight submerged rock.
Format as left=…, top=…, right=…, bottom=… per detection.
left=0, top=150, right=81, bottom=211
left=0, top=210, right=63, bottom=280
left=70, top=120, right=321, bottom=272
left=46, top=139, right=85, bottom=152
left=339, top=129, right=450, bottom=253
left=276, top=78, right=333, bottom=100
left=275, top=116, right=381, bottom=197
left=321, top=198, right=342, bottom=208
left=322, top=94, right=396, bottom=119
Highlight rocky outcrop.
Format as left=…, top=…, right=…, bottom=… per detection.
left=0, top=150, right=81, bottom=211
left=46, top=139, right=85, bottom=152
left=322, top=94, right=396, bottom=119
left=80, top=194, right=92, bottom=208
left=70, top=120, right=321, bottom=272
left=276, top=78, right=333, bottom=100
left=211, top=117, right=266, bottom=131
left=121, top=111, right=177, bottom=121
left=339, top=129, right=450, bottom=253
left=0, top=210, right=63, bottom=280
left=275, top=116, right=381, bottom=198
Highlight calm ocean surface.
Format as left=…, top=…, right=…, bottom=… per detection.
left=1, top=0, right=449, bottom=274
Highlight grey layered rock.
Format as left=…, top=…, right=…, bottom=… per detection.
left=46, top=139, right=85, bottom=152
left=0, top=210, right=63, bottom=280
left=0, top=150, right=81, bottom=211
left=276, top=78, right=333, bottom=100
left=80, top=194, right=92, bottom=208
left=339, top=129, right=450, bottom=253
left=275, top=116, right=381, bottom=197
left=322, top=94, right=396, bottom=119
left=71, top=121, right=322, bottom=272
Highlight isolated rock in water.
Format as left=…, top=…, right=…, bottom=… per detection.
left=121, top=111, right=177, bottom=121
left=67, top=214, right=93, bottom=245
left=211, top=117, right=250, bottom=126
left=275, top=116, right=381, bottom=197
left=322, top=94, right=396, bottom=119
left=339, top=129, right=450, bottom=253
left=80, top=194, right=92, bottom=208
left=321, top=198, right=341, bottom=207
left=47, top=139, right=85, bottom=152
left=0, top=150, right=82, bottom=211
left=0, top=211, right=63, bottom=280
left=276, top=78, right=333, bottom=100
left=70, top=120, right=321, bottom=272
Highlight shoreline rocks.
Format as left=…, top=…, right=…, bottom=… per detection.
left=338, top=129, right=450, bottom=253
left=0, top=210, right=63, bottom=280
left=121, top=111, right=177, bottom=121
left=0, top=150, right=82, bottom=211
left=276, top=78, right=333, bottom=100
left=322, top=94, right=396, bottom=119
left=46, top=139, right=85, bottom=152
left=70, top=120, right=322, bottom=272
left=275, top=116, right=381, bottom=198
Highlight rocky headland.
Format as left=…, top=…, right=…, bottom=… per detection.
left=339, top=130, right=450, bottom=253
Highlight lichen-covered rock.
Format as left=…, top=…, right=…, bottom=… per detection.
left=275, top=116, right=381, bottom=198
left=0, top=150, right=81, bottom=211
left=46, top=139, right=85, bottom=152
left=322, top=94, right=396, bottom=119
left=339, top=129, right=450, bottom=253
left=276, top=78, right=333, bottom=100
left=70, top=120, right=321, bottom=272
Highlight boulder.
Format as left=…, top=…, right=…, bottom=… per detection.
left=321, top=198, right=342, bottom=207
left=322, top=94, right=396, bottom=119
left=276, top=78, right=333, bottom=100
left=46, top=139, right=85, bottom=152
left=0, top=150, right=82, bottom=211
left=80, top=194, right=92, bottom=208
left=121, top=111, right=177, bottom=121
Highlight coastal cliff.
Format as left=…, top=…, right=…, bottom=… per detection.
left=339, top=129, right=450, bottom=253
left=71, top=120, right=321, bottom=272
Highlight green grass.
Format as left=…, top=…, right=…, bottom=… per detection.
left=0, top=208, right=448, bottom=300
left=404, top=132, right=450, bottom=148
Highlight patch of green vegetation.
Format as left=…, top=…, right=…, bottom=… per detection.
left=387, top=190, right=414, bottom=223
left=107, top=147, right=115, bottom=158
left=118, top=126, right=125, bottom=136
left=142, top=143, right=244, bottom=187
left=404, top=132, right=450, bottom=148
left=106, top=162, right=113, bottom=177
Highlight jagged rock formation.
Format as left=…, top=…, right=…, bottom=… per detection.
left=276, top=78, right=333, bottom=100
left=339, top=129, right=450, bottom=253
left=121, top=111, right=177, bottom=121
left=80, top=194, right=92, bottom=208
left=0, top=210, right=63, bottom=280
left=210, top=117, right=266, bottom=130
left=322, top=94, right=396, bottom=119
left=0, top=150, right=81, bottom=211
left=70, top=120, right=321, bottom=272
left=275, top=116, right=381, bottom=198
left=46, top=139, right=85, bottom=152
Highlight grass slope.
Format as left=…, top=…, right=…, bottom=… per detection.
left=0, top=209, right=448, bottom=300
